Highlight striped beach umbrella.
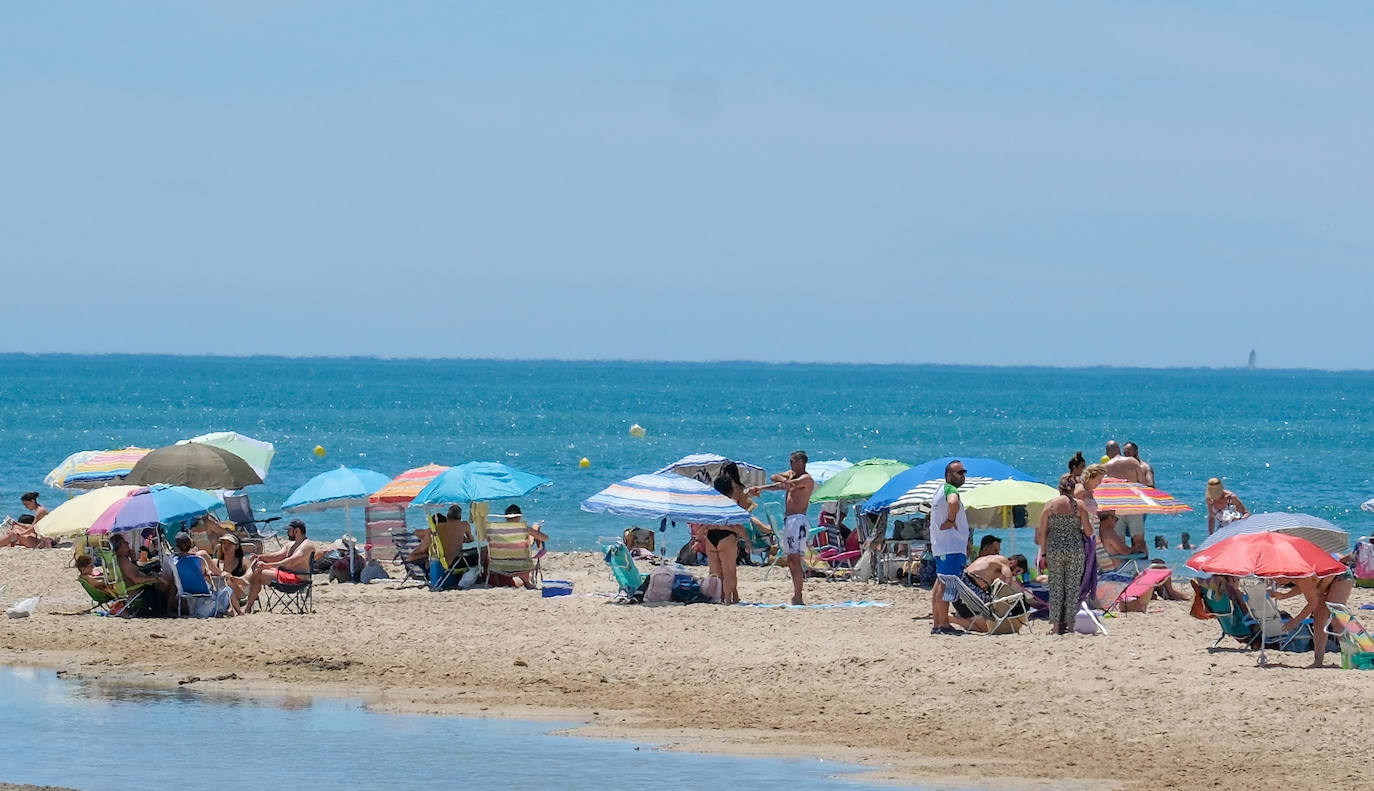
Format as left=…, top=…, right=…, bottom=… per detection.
left=656, top=453, right=768, bottom=488
left=889, top=477, right=995, bottom=516
left=581, top=473, right=751, bottom=525
left=369, top=463, right=451, bottom=505
left=1093, top=477, right=1192, bottom=515
left=44, top=447, right=152, bottom=490
left=1197, top=512, right=1348, bottom=556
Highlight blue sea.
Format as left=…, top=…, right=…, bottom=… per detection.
left=3, top=355, right=1373, bottom=564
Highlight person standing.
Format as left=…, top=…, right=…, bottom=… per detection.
left=928, top=461, right=971, bottom=635
left=1205, top=478, right=1249, bottom=535
left=1037, top=474, right=1095, bottom=634
left=1123, top=442, right=1154, bottom=487
left=750, top=450, right=814, bottom=605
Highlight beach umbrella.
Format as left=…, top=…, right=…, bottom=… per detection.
left=1362, top=498, right=1374, bottom=514
left=655, top=454, right=768, bottom=488
left=411, top=462, right=552, bottom=506
left=889, top=477, right=996, bottom=516
left=123, top=444, right=263, bottom=489
left=959, top=479, right=1060, bottom=510
left=177, top=431, right=276, bottom=480
left=43, top=447, right=152, bottom=490
left=86, top=485, right=225, bottom=536
left=806, top=459, right=853, bottom=485
left=369, top=463, right=451, bottom=505
left=1186, top=532, right=1346, bottom=579
left=35, top=486, right=141, bottom=539
left=282, top=466, right=392, bottom=512
left=864, top=456, right=1036, bottom=513
left=810, top=458, right=911, bottom=504
left=581, top=473, right=751, bottom=525
left=1092, top=477, right=1192, bottom=515
left=1197, top=512, right=1349, bottom=556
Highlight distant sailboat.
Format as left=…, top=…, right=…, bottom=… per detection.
left=1248, top=349, right=1257, bottom=370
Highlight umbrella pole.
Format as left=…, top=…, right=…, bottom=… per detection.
left=346, top=505, right=355, bottom=581
left=1258, top=577, right=1270, bottom=667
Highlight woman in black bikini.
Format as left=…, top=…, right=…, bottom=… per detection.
left=704, top=475, right=745, bottom=604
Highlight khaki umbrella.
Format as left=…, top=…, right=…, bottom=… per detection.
left=122, top=444, right=262, bottom=489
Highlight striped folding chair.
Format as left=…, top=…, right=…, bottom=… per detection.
left=486, top=518, right=538, bottom=587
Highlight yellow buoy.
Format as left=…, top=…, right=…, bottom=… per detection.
left=314, top=445, right=327, bottom=458
left=629, top=423, right=647, bottom=438
left=579, top=457, right=591, bottom=468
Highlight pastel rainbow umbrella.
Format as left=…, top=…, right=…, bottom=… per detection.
left=86, top=485, right=224, bottom=537
left=43, top=447, right=152, bottom=490
left=369, top=464, right=451, bottom=505
left=1093, top=477, right=1192, bottom=515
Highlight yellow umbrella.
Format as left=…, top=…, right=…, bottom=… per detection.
left=36, top=486, right=141, bottom=539
left=960, top=479, right=1058, bottom=510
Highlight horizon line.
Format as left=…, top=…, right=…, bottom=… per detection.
left=1, top=351, right=1370, bottom=374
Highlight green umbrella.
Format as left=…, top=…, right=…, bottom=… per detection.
left=122, top=443, right=263, bottom=489
left=809, top=458, right=911, bottom=503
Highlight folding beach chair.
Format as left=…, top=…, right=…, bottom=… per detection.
left=1236, top=577, right=1313, bottom=656
left=223, top=493, right=281, bottom=549
left=263, top=552, right=314, bottom=614
left=1326, top=603, right=1374, bottom=670
left=78, top=576, right=116, bottom=615
left=94, top=544, right=154, bottom=618
left=810, top=525, right=860, bottom=580
left=429, top=518, right=479, bottom=590
left=603, top=540, right=644, bottom=597
left=1094, top=540, right=1147, bottom=577
left=1103, top=566, right=1173, bottom=616
left=486, top=517, right=537, bottom=586
left=171, top=554, right=231, bottom=618
left=390, top=529, right=431, bottom=588
left=1191, top=578, right=1259, bottom=648
left=937, top=573, right=1031, bottom=635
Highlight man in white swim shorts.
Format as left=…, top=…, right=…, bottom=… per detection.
left=751, top=450, right=815, bottom=605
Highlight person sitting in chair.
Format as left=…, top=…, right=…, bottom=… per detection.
left=243, top=519, right=315, bottom=613
left=75, top=554, right=114, bottom=596
left=499, top=504, right=548, bottom=590
left=949, top=553, right=1032, bottom=633
left=108, top=532, right=171, bottom=611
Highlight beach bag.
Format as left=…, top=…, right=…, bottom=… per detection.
left=675, top=540, right=702, bottom=566
left=457, top=565, right=481, bottom=590
left=1074, top=604, right=1107, bottom=635
left=645, top=564, right=677, bottom=603
left=624, top=527, right=655, bottom=553
left=670, top=573, right=703, bottom=604
left=359, top=559, right=390, bottom=584
left=699, top=574, right=722, bottom=603
left=1355, top=540, right=1374, bottom=584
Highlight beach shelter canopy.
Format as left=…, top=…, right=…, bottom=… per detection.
left=369, top=464, right=451, bottom=505
left=44, top=447, right=152, bottom=490
left=581, top=472, right=751, bottom=525
left=1092, top=478, right=1191, bottom=516
left=655, top=454, right=767, bottom=488
left=177, top=431, right=275, bottom=480
left=1186, top=532, right=1346, bottom=579
left=1197, top=512, right=1348, bottom=556
left=889, top=477, right=996, bottom=516
left=810, top=458, right=911, bottom=504
left=411, top=462, right=552, bottom=506
left=806, top=459, right=853, bottom=485
left=865, top=457, right=1036, bottom=513
left=282, top=466, right=391, bottom=512
left=123, top=444, right=263, bottom=490
left=35, top=486, right=141, bottom=539
left=87, top=485, right=224, bottom=536
left=959, top=479, right=1060, bottom=510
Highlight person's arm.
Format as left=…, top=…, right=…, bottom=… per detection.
left=1035, top=503, right=1049, bottom=548
left=527, top=523, right=549, bottom=544
left=1230, top=493, right=1249, bottom=518
left=1207, top=505, right=1216, bottom=535
left=752, top=472, right=797, bottom=494
left=1077, top=500, right=1094, bottom=537
left=939, top=492, right=960, bottom=530
left=1141, top=463, right=1155, bottom=488
left=1283, top=585, right=1321, bottom=632
left=256, top=545, right=291, bottom=564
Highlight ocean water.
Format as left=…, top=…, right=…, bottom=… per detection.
left=0, top=667, right=904, bottom=791
left=2, top=355, right=1373, bottom=562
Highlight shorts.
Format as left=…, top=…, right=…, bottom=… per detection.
left=935, top=553, right=968, bottom=577
left=275, top=569, right=304, bottom=586
left=1119, top=513, right=1145, bottom=541
left=783, top=514, right=809, bottom=556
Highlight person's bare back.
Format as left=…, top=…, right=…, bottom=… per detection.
left=1103, top=454, right=1143, bottom=483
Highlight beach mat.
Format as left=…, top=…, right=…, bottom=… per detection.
left=739, top=600, right=890, bottom=610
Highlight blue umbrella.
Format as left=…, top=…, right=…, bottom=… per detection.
left=411, top=462, right=552, bottom=506
left=581, top=473, right=751, bottom=525
left=87, top=485, right=224, bottom=536
left=864, top=456, right=1037, bottom=513
left=281, top=466, right=392, bottom=512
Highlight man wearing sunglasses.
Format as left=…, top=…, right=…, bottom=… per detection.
left=929, top=461, right=970, bottom=635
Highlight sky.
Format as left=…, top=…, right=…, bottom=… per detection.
left=3, top=2, right=1372, bottom=368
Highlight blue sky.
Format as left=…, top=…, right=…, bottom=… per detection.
left=4, top=2, right=1372, bottom=368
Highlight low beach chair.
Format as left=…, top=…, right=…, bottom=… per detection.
left=1094, top=540, right=1147, bottom=577
left=1191, top=577, right=1258, bottom=648
left=390, top=529, right=430, bottom=588
left=603, top=540, right=644, bottom=597
left=1103, top=566, right=1173, bottom=616
left=937, top=573, right=1031, bottom=635
left=365, top=504, right=406, bottom=563
left=171, top=554, right=229, bottom=618
left=429, top=518, right=479, bottom=590
left=94, top=545, right=154, bottom=618
left=1237, top=577, right=1312, bottom=653
left=486, top=517, right=537, bottom=586
left=264, top=552, right=314, bottom=614
left=1326, top=604, right=1374, bottom=670
left=811, top=526, right=860, bottom=580
left=78, top=576, right=116, bottom=615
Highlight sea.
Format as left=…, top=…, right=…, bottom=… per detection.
left=3, top=354, right=1373, bottom=566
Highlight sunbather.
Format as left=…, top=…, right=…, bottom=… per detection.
left=498, top=505, right=548, bottom=590
left=0, top=514, right=50, bottom=548
left=205, top=533, right=250, bottom=605
left=108, top=533, right=171, bottom=610
left=1095, top=512, right=1138, bottom=561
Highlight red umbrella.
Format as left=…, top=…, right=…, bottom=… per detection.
left=1186, top=531, right=1345, bottom=579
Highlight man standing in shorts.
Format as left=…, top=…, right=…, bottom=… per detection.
left=751, top=450, right=814, bottom=605
left=930, top=460, right=970, bottom=635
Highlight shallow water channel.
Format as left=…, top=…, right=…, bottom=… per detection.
left=0, top=667, right=912, bottom=791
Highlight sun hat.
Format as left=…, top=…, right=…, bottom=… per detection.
left=1206, top=478, right=1224, bottom=501
left=218, top=532, right=240, bottom=545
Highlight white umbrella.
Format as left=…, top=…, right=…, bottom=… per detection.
left=889, top=477, right=995, bottom=516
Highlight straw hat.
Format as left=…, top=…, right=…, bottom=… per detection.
left=1205, top=478, right=1224, bottom=501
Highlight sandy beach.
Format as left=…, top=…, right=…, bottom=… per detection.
left=2, top=547, right=1371, bottom=791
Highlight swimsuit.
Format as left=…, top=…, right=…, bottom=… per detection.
left=782, top=513, right=809, bottom=556
left=705, top=528, right=738, bottom=548
left=275, top=569, right=305, bottom=585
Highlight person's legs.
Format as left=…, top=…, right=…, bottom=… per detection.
left=719, top=535, right=739, bottom=604
left=932, top=577, right=949, bottom=629
left=243, top=566, right=279, bottom=613
left=787, top=554, right=804, bottom=605
left=1311, top=601, right=1331, bottom=668
left=1122, top=514, right=1147, bottom=554
left=703, top=540, right=724, bottom=583
left=932, top=553, right=966, bottom=633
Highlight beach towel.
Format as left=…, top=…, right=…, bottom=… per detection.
left=738, top=600, right=890, bottom=610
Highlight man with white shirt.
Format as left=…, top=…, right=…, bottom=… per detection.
left=929, top=460, right=970, bottom=636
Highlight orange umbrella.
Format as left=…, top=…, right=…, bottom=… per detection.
left=368, top=464, right=450, bottom=505
left=1186, top=532, right=1346, bottom=579
left=1092, top=477, right=1192, bottom=515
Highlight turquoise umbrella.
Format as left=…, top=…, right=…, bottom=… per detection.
left=411, top=462, right=551, bottom=505
left=281, top=466, right=392, bottom=512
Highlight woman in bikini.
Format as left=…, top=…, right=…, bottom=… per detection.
left=1205, top=478, right=1249, bottom=535
left=700, top=475, right=746, bottom=604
